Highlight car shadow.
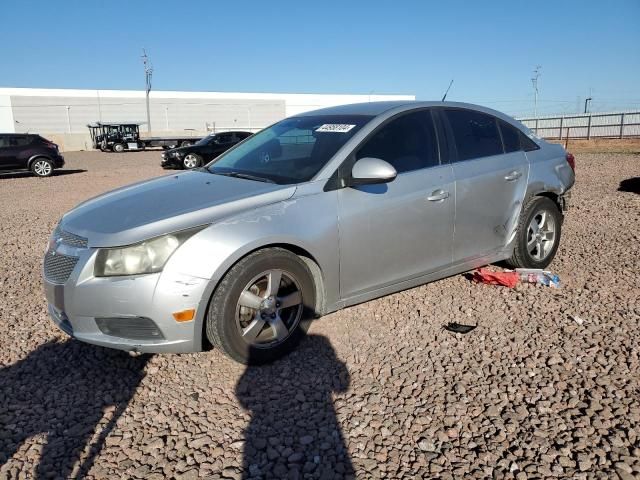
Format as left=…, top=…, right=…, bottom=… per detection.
left=0, top=169, right=87, bottom=180
left=0, top=339, right=149, bottom=478
left=236, top=334, right=354, bottom=479
left=618, top=177, right=640, bottom=194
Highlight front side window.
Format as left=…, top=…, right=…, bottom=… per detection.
left=356, top=110, right=439, bottom=173
left=445, top=109, right=503, bottom=161
left=208, top=115, right=371, bottom=184
left=216, top=133, right=234, bottom=144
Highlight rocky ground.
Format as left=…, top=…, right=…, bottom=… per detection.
left=0, top=151, right=638, bottom=479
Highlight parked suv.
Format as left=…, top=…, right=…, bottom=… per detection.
left=161, top=131, right=252, bottom=169
left=0, top=134, right=65, bottom=177
left=44, top=102, right=574, bottom=364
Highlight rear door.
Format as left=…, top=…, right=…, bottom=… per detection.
left=337, top=109, right=455, bottom=298
left=441, top=108, right=529, bottom=262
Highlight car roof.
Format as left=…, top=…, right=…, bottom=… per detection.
left=294, top=101, right=415, bottom=117
left=294, top=100, right=522, bottom=125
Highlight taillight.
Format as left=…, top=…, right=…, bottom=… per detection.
left=566, top=152, right=575, bottom=172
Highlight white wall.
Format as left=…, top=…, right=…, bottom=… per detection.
left=0, top=95, right=15, bottom=133
left=0, top=88, right=415, bottom=150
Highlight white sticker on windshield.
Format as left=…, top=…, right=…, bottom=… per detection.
left=316, top=124, right=356, bottom=133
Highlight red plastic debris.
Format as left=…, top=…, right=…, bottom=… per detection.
left=472, top=268, right=519, bottom=288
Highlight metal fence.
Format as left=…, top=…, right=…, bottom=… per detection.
left=518, top=111, right=640, bottom=140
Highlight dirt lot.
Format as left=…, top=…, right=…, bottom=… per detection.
left=1, top=151, right=639, bottom=479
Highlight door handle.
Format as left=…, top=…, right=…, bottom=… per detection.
left=504, top=171, right=522, bottom=181
left=427, top=189, right=450, bottom=202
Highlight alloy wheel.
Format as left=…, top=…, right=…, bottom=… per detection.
left=184, top=154, right=199, bottom=169
left=235, top=269, right=304, bottom=348
left=33, top=160, right=52, bottom=177
left=527, top=209, right=557, bottom=261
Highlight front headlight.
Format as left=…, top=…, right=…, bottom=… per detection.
left=94, top=228, right=203, bottom=277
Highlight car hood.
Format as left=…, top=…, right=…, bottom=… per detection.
left=166, top=145, right=195, bottom=155
left=60, top=171, right=296, bottom=247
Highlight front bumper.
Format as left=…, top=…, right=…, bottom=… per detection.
left=53, top=155, right=65, bottom=168
left=160, top=154, right=183, bottom=169
left=43, top=240, right=209, bottom=353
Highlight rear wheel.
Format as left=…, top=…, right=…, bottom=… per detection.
left=181, top=140, right=193, bottom=147
left=31, top=158, right=54, bottom=177
left=206, top=248, right=316, bottom=364
left=112, top=143, right=125, bottom=153
left=183, top=153, right=202, bottom=169
left=506, top=196, right=562, bottom=269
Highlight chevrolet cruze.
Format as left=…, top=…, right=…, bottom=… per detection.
left=43, top=101, right=575, bottom=364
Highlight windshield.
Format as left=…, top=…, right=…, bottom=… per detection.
left=207, top=115, right=372, bottom=184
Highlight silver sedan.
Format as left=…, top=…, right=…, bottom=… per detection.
left=43, top=101, right=575, bottom=364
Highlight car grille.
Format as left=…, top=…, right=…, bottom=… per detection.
left=55, top=226, right=88, bottom=248
left=44, top=251, right=79, bottom=284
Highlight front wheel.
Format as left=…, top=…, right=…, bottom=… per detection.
left=112, top=143, right=125, bottom=153
left=183, top=153, right=202, bottom=169
left=31, top=158, right=54, bottom=177
left=206, top=248, right=316, bottom=364
left=506, top=196, right=562, bottom=269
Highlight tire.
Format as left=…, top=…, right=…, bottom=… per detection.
left=183, top=153, right=202, bottom=169
left=206, top=248, right=316, bottom=364
left=30, top=158, right=54, bottom=177
left=181, top=141, right=193, bottom=147
left=506, top=196, right=562, bottom=269
left=112, top=143, right=125, bottom=153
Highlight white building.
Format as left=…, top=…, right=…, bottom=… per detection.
left=0, top=88, right=414, bottom=151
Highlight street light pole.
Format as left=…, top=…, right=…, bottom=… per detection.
left=584, top=97, right=592, bottom=114
left=142, top=49, right=153, bottom=134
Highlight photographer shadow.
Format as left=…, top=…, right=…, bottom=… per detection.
left=237, top=334, right=354, bottom=479
left=0, top=339, right=148, bottom=479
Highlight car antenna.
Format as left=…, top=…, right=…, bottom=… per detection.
left=441, top=79, right=454, bottom=102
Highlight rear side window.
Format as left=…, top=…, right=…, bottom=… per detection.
left=0, top=136, right=8, bottom=148
left=498, top=120, right=521, bottom=153
left=357, top=110, right=439, bottom=173
left=9, top=136, right=32, bottom=147
left=445, top=109, right=503, bottom=161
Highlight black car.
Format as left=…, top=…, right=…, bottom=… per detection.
left=0, top=134, right=65, bottom=177
left=161, top=131, right=252, bottom=169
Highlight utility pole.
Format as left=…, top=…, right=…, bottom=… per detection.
left=142, top=49, right=153, bottom=134
left=531, top=65, right=541, bottom=119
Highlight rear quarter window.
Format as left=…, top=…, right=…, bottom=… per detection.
left=498, top=120, right=522, bottom=153
left=445, top=109, right=503, bottom=161
left=519, top=131, right=540, bottom=151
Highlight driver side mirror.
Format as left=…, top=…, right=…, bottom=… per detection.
left=349, top=157, right=397, bottom=186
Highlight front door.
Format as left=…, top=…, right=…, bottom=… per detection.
left=337, top=110, right=455, bottom=299
left=442, top=109, right=529, bottom=262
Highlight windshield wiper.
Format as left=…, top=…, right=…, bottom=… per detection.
left=211, top=171, right=275, bottom=183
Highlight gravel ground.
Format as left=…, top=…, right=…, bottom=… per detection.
left=1, top=151, right=639, bottom=479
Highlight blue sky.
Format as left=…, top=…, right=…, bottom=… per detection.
left=1, top=0, right=638, bottom=116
